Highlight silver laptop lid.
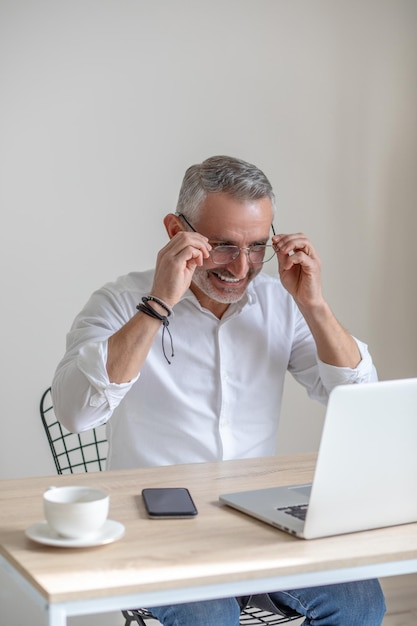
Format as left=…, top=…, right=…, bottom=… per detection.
left=303, top=377, right=417, bottom=538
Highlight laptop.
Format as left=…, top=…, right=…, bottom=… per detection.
left=219, top=378, right=417, bottom=539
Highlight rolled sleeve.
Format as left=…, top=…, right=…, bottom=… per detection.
left=77, top=340, right=140, bottom=411
left=317, top=337, right=378, bottom=390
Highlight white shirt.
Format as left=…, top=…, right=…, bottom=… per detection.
left=52, top=269, right=377, bottom=470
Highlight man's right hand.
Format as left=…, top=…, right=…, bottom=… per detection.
left=107, top=216, right=212, bottom=383
left=150, top=229, right=212, bottom=308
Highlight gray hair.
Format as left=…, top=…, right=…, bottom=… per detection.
left=176, top=155, right=276, bottom=221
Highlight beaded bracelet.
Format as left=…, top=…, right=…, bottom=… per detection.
left=142, top=295, right=173, bottom=317
left=136, top=296, right=174, bottom=364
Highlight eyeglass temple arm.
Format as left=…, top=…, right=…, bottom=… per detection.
left=176, top=213, right=197, bottom=233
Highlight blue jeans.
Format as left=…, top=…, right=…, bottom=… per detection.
left=150, top=579, right=386, bottom=625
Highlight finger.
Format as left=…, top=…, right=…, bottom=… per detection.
left=162, top=232, right=212, bottom=261
left=171, top=230, right=211, bottom=251
left=178, top=242, right=213, bottom=268
left=273, top=233, right=315, bottom=258
left=279, top=249, right=315, bottom=272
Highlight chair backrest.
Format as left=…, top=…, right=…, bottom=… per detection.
left=40, top=387, right=108, bottom=474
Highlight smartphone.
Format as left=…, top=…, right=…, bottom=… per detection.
left=142, top=487, right=198, bottom=519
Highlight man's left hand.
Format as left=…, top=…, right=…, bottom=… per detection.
left=273, top=233, right=323, bottom=309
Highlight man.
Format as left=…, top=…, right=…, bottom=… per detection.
left=52, top=155, right=385, bottom=625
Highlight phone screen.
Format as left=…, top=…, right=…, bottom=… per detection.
left=142, top=487, right=198, bottom=518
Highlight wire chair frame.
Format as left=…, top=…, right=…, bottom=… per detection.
left=40, top=387, right=107, bottom=474
left=123, top=606, right=301, bottom=625
left=239, top=606, right=300, bottom=624
left=40, top=387, right=301, bottom=626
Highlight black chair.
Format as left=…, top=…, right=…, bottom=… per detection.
left=123, top=605, right=301, bottom=625
left=40, top=387, right=108, bottom=474
left=40, top=387, right=301, bottom=626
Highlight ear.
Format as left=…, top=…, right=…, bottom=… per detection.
left=163, top=213, right=183, bottom=239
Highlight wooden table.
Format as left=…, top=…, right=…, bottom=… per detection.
left=1, top=454, right=417, bottom=625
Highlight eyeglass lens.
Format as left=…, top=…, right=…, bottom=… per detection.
left=210, top=245, right=275, bottom=265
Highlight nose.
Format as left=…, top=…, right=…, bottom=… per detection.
left=226, top=247, right=251, bottom=277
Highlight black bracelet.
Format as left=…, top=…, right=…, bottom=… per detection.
left=142, top=295, right=173, bottom=317
left=136, top=297, right=174, bottom=365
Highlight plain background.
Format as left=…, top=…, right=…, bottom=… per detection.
left=1, top=1, right=416, bottom=624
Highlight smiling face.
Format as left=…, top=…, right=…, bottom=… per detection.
left=189, top=192, right=274, bottom=318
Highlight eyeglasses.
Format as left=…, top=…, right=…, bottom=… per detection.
left=177, top=212, right=276, bottom=266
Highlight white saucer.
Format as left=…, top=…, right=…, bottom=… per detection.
left=25, top=519, right=125, bottom=548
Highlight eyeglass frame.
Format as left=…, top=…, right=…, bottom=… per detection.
left=176, top=212, right=277, bottom=266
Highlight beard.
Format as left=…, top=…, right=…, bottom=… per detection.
left=191, top=265, right=260, bottom=305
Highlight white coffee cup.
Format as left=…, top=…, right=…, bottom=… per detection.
left=43, top=486, right=109, bottom=539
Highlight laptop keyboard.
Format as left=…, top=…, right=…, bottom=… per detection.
left=277, top=504, right=308, bottom=521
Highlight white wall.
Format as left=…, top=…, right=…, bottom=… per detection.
left=1, top=1, right=417, bottom=623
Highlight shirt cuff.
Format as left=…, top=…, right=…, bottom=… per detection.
left=317, top=337, right=378, bottom=388
left=77, top=340, right=140, bottom=410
